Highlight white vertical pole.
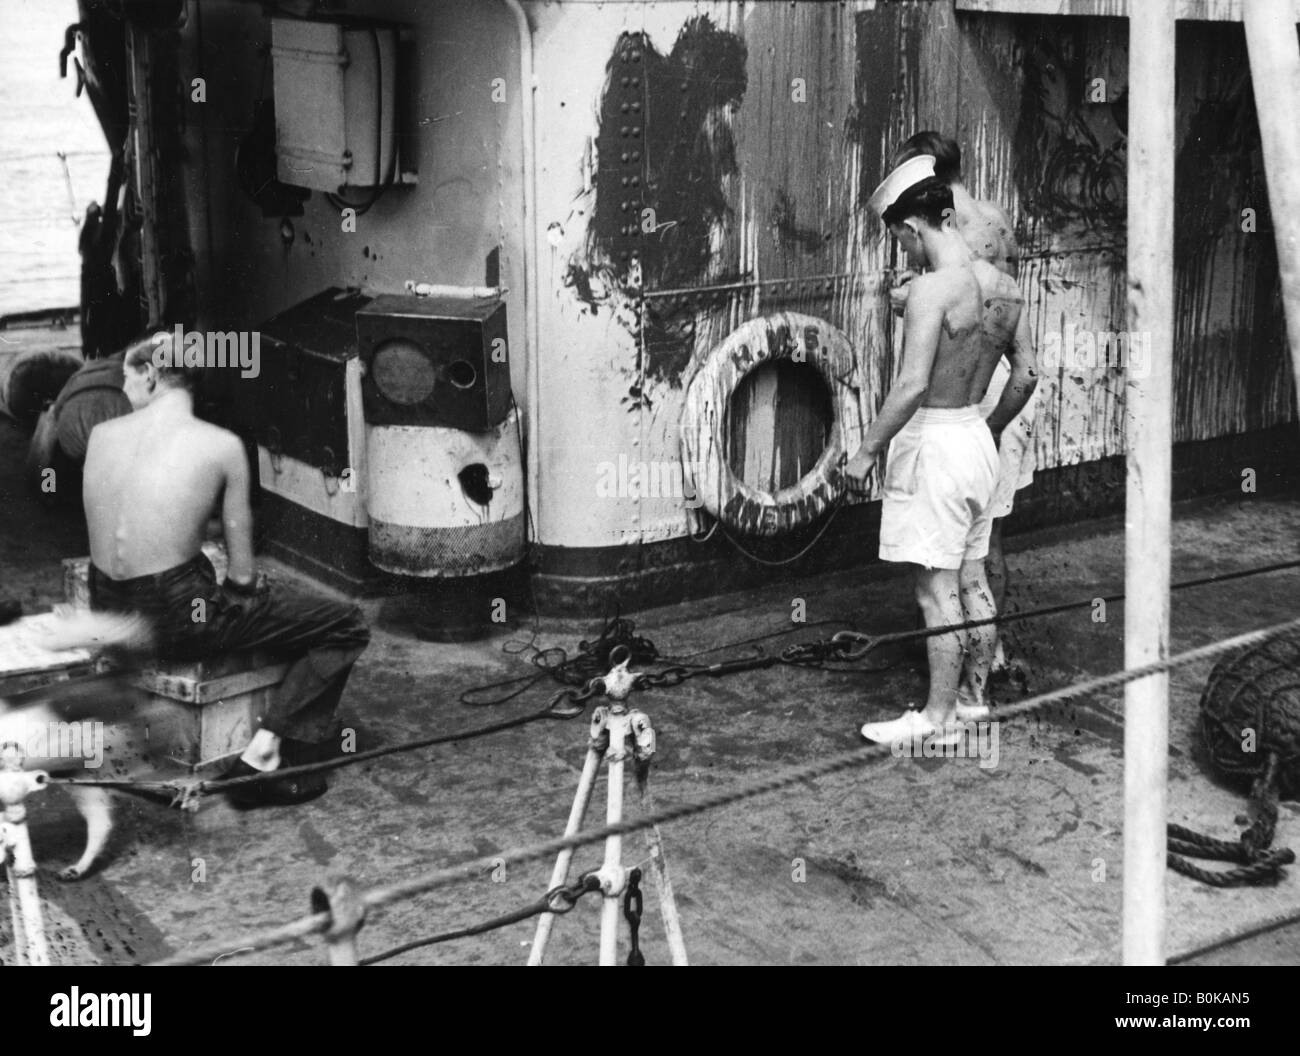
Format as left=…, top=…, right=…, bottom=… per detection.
left=0, top=754, right=51, bottom=967
left=502, top=1, right=541, bottom=534
left=1244, top=0, right=1300, bottom=407
left=1123, top=0, right=1176, bottom=967
left=598, top=709, right=628, bottom=966
left=640, top=808, right=690, bottom=965
left=527, top=743, right=602, bottom=966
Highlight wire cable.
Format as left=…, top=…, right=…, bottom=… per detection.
left=145, top=612, right=1300, bottom=966
left=357, top=873, right=602, bottom=965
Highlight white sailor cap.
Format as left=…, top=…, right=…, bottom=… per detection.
left=867, top=154, right=937, bottom=221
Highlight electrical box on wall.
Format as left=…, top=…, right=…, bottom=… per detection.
left=270, top=18, right=406, bottom=193
left=356, top=295, right=512, bottom=433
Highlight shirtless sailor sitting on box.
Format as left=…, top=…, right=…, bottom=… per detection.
left=845, top=157, right=1033, bottom=745
left=81, top=332, right=370, bottom=806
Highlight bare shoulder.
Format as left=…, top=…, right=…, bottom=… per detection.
left=975, top=199, right=1017, bottom=252
left=913, top=268, right=977, bottom=295
left=86, top=413, right=128, bottom=451
left=975, top=198, right=1014, bottom=232
left=188, top=420, right=247, bottom=463
left=905, top=271, right=952, bottom=312
left=972, top=259, right=1022, bottom=302
left=910, top=269, right=982, bottom=329
left=908, top=271, right=944, bottom=297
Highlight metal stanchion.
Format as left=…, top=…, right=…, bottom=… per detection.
left=595, top=704, right=629, bottom=965
left=1123, top=0, right=1175, bottom=967
left=527, top=728, right=604, bottom=965
left=528, top=655, right=689, bottom=965
left=633, top=715, right=689, bottom=967
left=312, top=878, right=365, bottom=966
left=0, top=743, right=52, bottom=966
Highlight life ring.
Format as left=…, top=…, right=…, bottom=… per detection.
left=681, top=312, right=866, bottom=537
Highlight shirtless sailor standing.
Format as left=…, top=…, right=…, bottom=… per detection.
left=846, top=157, right=1033, bottom=743
left=891, top=132, right=1039, bottom=679
left=82, top=332, right=370, bottom=806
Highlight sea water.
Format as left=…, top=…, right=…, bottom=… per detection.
left=0, top=0, right=111, bottom=318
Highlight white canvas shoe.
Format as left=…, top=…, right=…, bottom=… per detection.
left=860, top=709, right=963, bottom=747
left=954, top=688, right=990, bottom=722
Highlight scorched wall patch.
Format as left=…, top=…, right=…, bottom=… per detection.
left=569, top=16, right=747, bottom=386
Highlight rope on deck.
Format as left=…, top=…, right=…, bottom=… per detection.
left=143, top=612, right=1300, bottom=967
left=50, top=556, right=1300, bottom=804
left=358, top=873, right=603, bottom=966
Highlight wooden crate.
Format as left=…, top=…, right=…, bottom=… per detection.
left=1, top=614, right=288, bottom=772
left=46, top=552, right=289, bottom=770
left=131, top=653, right=290, bottom=771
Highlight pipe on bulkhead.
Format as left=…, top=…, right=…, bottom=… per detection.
left=502, top=0, right=540, bottom=540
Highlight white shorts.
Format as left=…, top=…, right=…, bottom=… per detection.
left=978, top=359, right=1038, bottom=520
left=878, top=406, right=998, bottom=570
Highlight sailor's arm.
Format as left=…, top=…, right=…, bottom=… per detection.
left=219, top=435, right=258, bottom=588
left=846, top=278, right=942, bottom=486
left=985, top=298, right=1037, bottom=441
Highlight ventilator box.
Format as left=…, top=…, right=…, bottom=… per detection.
left=207, top=287, right=520, bottom=597
left=355, top=294, right=511, bottom=432
left=213, top=288, right=376, bottom=592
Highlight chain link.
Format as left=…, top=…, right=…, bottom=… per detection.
left=149, top=616, right=1300, bottom=967
left=829, top=630, right=875, bottom=661
left=623, top=867, right=645, bottom=967
left=635, top=665, right=693, bottom=689
left=545, top=872, right=602, bottom=913
left=356, top=870, right=603, bottom=964
left=546, top=678, right=604, bottom=718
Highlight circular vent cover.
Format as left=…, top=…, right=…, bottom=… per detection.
left=372, top=339, right=436, bottom=405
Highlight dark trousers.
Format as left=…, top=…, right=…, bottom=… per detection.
left=90, top=554, right=369, bottom=744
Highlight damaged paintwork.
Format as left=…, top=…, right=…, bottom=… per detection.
left=566, top=15, right=748, bottom=385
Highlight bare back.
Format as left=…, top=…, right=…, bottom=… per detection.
left=953, top=196, right=1028, bottom=410
left=967, top=258, right=1025, bottom=405
left=84, top=407, right=241, bottom=579
left=907, top=265, right=986, bottom=408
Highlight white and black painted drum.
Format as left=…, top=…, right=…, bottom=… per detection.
left=364, top=405, right=526, bottom=576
